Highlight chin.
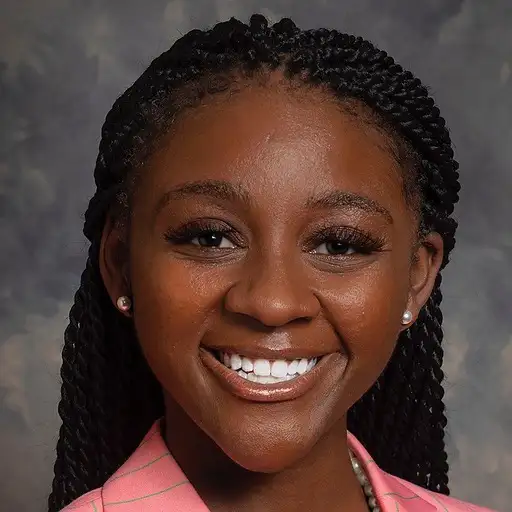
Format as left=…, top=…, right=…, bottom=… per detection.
left=214, top=425, right=316, bottom=474
left=226, top=447, right=310, bottom=474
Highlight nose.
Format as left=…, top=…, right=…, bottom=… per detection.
left=224, top=254, right=321, bottom=328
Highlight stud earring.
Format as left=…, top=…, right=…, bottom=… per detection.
left=116, top=295, right=132, bottom=312
left=401, top=310, right=413, bottom=325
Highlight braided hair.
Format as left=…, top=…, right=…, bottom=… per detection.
left=49, top=14, right=460, bottom=512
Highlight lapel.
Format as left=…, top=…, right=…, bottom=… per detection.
left=102, top=421, right=209, bottom=511
left=348, top=432, right=438, bottom=511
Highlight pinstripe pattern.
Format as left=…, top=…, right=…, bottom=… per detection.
left=60, top=420, right=497, bottom=511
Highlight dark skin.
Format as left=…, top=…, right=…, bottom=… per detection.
left=100, top=83, right=443, bottom=512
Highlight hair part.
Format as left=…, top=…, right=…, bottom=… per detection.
left=49, top=14, right=459, bottom=511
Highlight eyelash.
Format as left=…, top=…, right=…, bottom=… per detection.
left=306, top=225, right=386, bottom=255
left=164, top=220, right=386, bottom=255
left=164, top=220, right=245, bottom=247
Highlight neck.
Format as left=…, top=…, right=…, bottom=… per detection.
left=163, top=398, right=368, bottom=512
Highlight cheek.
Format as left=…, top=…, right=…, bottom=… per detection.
left=318, top=261, right=410, bottom=402
left=131, top=252, right=223, bottom=350
left=128, top=248, right=228, bottom=412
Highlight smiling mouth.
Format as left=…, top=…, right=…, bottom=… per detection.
left=200, top=347, right=344, bottom=403
left=216, top=351, right=319, bottom=384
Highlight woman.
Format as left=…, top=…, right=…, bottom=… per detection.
left=49, top=14, right=496, bottom=512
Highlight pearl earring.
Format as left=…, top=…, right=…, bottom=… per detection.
left=401, top=310, right=413, bottom=325
left=116, top=295, right=132, bottom=312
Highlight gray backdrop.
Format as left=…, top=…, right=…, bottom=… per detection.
left=0, top=0, right=511, bottom=510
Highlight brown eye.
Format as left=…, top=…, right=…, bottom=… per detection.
left=190, top=231, right=236, bottom=248
left=306, top=226, right=386, bottom=257
left=313, top=241, right=357, bottom=256
left=164, top=219, right=244, bottom=249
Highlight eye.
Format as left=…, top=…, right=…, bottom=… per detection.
left=164, top=220, right=244, bottom=250
left=313, top=241, right=357, bottom=256
left=306, top=226, right=386, bottom=257
left=190, top=231, right=236, bottom=249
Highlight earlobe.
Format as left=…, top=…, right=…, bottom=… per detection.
left=99, top=215, right=131, bottom=315
left=405, top=231, right=444, bottom=326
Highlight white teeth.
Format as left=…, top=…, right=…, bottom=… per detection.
left=219, top=352, right=319, bottom=384
left=288, top=360, right=299, bottom=374
left=271, top=360, right=288, bottom=378
left=230, top=354, right=242, bottom=371
left=241, top=357, right=253, bottom=372
left=235, top=370, right=292, bottom=384
left=297, top=358, right=308, bottom=375
left=253, top=359, right=271, bottom=377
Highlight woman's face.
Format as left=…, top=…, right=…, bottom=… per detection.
left=101, top=84, right=442, bottom=472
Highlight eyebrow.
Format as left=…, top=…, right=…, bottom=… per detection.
left=155, top=179, right=392, bottom=223
left=155, top=180, right=253, bottom=216
left=305, top=190, right=393, bottom=223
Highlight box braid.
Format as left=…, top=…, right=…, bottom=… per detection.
left=49, top=14, right=460, bottom=512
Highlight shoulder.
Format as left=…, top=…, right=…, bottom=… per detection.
left=58, top=422, right=161, bottom=512
left=382, top=473, right=498, bottom=512
left=58, top=419, right=209, bottom=512
left=59, top=488, right=103, bottom=511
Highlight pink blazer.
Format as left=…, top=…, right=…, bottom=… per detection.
left=61, top=420, right=496, bottom=511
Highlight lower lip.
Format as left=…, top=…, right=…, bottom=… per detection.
left=199, top=349, right=345, bottom=403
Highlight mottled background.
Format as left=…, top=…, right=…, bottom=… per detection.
left=0, top=0, right=511, bottom=510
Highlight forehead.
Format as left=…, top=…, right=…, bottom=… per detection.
left=139, top=85, right=406, bottom=214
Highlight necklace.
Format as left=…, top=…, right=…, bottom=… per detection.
left=349, top=451, right=380, bottom=511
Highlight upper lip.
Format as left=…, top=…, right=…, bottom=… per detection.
left=201, top=344, right=335, bottom=360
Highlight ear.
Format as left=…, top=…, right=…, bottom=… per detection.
left=99, top=215, right=131, bottom=317
left=402, top=232, right=444, bottom=330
